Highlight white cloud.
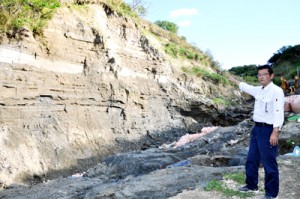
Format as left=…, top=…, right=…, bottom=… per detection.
left=169, top=8, right=199, bottom=18
left=177, top=20, right=192, bottom=27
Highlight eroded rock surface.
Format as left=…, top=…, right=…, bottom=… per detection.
left=0, top=2, right=250, bottom=185
left=0, top=120, right=299, bottom=199
left=2, top=1, right=298, bottom=199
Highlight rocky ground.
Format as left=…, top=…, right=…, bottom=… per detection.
left=172, top=157, right=300, bottom=199
left=0, top=119, right=299, bottom=199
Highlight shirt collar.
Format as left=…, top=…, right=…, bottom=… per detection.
left=262, top=82, right=273, bottom=91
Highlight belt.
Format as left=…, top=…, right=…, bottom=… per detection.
left=255, top=122, right=273, bottom=127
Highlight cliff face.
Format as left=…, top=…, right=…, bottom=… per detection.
left=0, top=3, right=244, bottom=185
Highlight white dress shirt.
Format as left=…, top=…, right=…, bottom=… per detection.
left=239, top=82, right=285, bottom=129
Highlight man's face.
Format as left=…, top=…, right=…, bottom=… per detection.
left=257, top=68, right=273, bottom=87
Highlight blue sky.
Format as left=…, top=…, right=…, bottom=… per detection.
left=125, top=0, right=300, bottom=70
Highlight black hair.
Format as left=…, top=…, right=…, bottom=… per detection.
left=257, top=64, right=273, bottom=75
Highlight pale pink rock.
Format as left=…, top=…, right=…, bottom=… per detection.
left=174, top=126, right=219, bottom=148
left=285, top=95, right=300, bottom=113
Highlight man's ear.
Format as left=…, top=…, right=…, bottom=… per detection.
left=271, top=74, right=275, bottom=79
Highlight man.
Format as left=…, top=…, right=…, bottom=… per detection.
left=230, top=65, right=285, bottom=199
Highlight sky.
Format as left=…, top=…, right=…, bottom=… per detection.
left=125, top=0, right=300, bottom=70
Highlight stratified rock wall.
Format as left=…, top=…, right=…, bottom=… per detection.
left=0, top=3, right=243, bottom=185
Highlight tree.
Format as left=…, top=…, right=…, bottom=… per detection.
left=154, top=20, right=179, bottom=34
left=268, top=45, right=292, bottom=64
left=228, top=65, right=258, bottom=76
left=126, top=0, right=149, bottom=17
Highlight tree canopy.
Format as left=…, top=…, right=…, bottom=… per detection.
left=228, top=64, right=258, bottom=76
left=154, top=20, right=179, bottom=34
left=268, top=45, right=300, bottom=65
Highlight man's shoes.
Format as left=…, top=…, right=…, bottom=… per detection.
left=238, top=186, right=259, bottom=193
left=262, top=196, right=277, bottom=199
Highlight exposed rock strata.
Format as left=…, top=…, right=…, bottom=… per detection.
left=0, top=3, right=248, bottom=185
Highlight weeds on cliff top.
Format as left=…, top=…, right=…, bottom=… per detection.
left=182, top=66, right=229, bottom=85
left=0, top=0, right=60, bottom=35
left=73, top=0, right=139, bottom=22
left=165, top=42, right=203, bottom=61
left=96, top=0, right=138, bottom=18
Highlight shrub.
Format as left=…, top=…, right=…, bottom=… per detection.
left=228, top=65, right=258, bottom=77
left=243, top=76, right=259, bottom=85
left=273, top=77, right=281, bottom=87
left=206, top=72, right=229, bottom=85
left=213, top=97, right=231, bottom=106
left=154, top=20, right=179, bottom=34
left=165, top=43, right=179, bottom=58
left=0, top=0, right=60, bottom=35
left=165, top=42, right=201, bottom=60
left=109, top=0, right=138, bottom=18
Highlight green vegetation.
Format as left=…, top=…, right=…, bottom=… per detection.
left=286, top=138, right=295, bottom=147
left=213, top=97, right=231, bottom=106
left=0, top=0, right=60, bottom=35
left=205, top=180, right=249, bottom=198
left=135, top=5, right=147, bottom=17
left=205, top=180, right=223, bottom=191
left=0, top=0, right=141, bottom=35
left=182, top=66, right=229, bottom=85
left=243, top=76, right=259, bottom=85
left=273, top=77, right=281, bottom=87
left=165, top=42, right=201, bottom=60
left=163, top=42, right=221, bottom=71
left=0, top=0, right=223, bottom=77
left=268, top=45, right=300, bottom=80
left=69, top=3, right=89, bottom=12
left=228, top=65, right=259, bottom=85
left=268, top=45, right=298, bottom=66
left=228, top=65, right=258, bottom=77
left=154, top=20, right=179, bottom=34
left=205, top=173, right=253, bottom=198
left=229, top=45, right=300, bottom=86
left=124, top=2, right=222, bottom=73
left=73, top=0, right=139, bottom=18
left=126, top=0, right=149, bottom=17
left=104, top=0, right=139, bottom=18
left=223, top=173, right=245, bottom=184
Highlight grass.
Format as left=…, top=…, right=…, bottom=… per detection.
left=0, top=0, right=138, bottom=36
left=0, top=0, right=60, bottom=35
left=223, top=173, right=245, bottom=184
left=104, top=0, right=139, bottom=18
left=182, top=66, right=229, bottom=85
left=165, top=42, right=204, bottom=61
left=69, top=2, right=89, bottom=13
left=204, top=172, right=254, bottom=198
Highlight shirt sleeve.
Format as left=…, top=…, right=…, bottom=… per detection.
left=273, top=87, right=285, bottom=129
left=239, top=82, right=258, bottom=97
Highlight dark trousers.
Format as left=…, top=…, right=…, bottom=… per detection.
left=245, top=125, right=279, bottom=197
